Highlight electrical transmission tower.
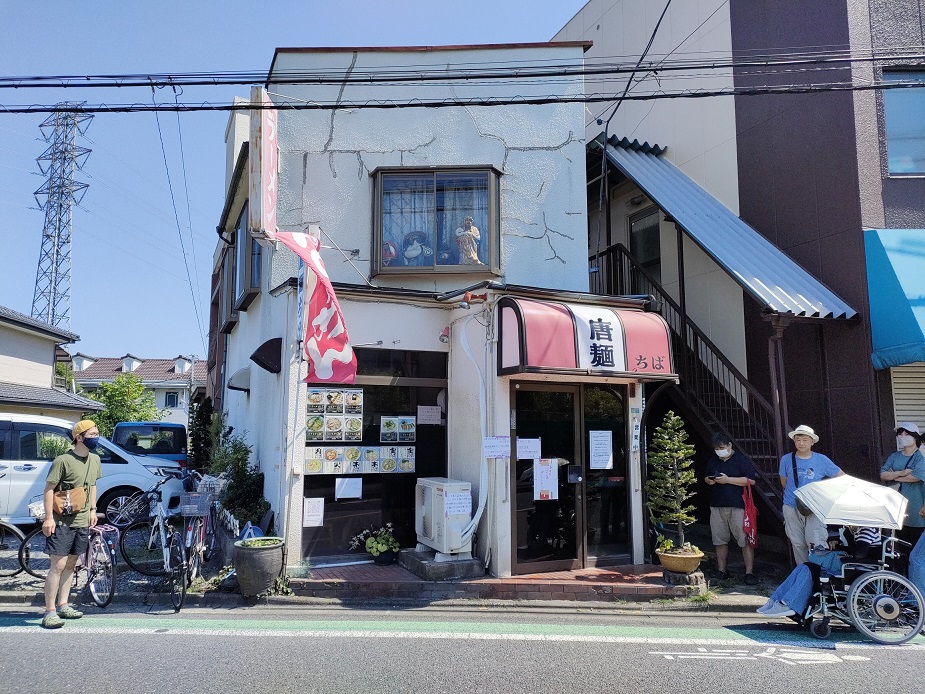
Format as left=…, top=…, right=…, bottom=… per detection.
left=30, top=103, right=93, bottom=331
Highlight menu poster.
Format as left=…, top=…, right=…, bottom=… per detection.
left=344, top=416, right=363, bottom=442
left=305, top=446, right=324, bottom=474
left=398, top=417, right=417, bottom=442
left=380, top=445, right=399, bottom=472
left=534, top=458, right=559, bottom=501
left=398, top=446, right=415, bottom=473
left=363, top=456, right=381, bottom=474
left=306, top=415, right=325, bottom=442
left=303, top=497, right=324, bottom=527
left=344, top=389, right=363, bottom=415
left=325, top=389, right=345, bottom=414
left=307, top=389, right=325, bottom=414
left=324, top=416, right=344, bottom=441
left=589, top=430, right=613, bottom=470
left=344, top=446, right=362, bottom=471
left=380, top=416, right=399, bottom=442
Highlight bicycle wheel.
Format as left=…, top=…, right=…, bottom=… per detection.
left=186, top=517, right=203, bottom=583
left=203, top=507, right=217, bottom=562
left=847, top=570, right=925, bottom=644
left=19, top=527, right=50, bottom=579
left=120, top=520, right=167, bottom=576
left=87, top=533, right=117, bottom=608
left=166, top=531, right=187, bottom=611
left=0, top=522, right=25, bottom=577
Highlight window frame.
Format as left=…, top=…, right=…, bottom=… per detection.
left=234, top=202, right=261, bottom=310
left=164, top=391, right=180, bottom=409
left=371, top=165, right=502, bottom=276
left=883, top=70, right=925, bottom=176
left=219, top=245, right=238, bottom=333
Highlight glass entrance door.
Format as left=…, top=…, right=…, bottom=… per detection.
left=583, top=384, right=629, bottom=565
left=512, top=385, right=582, bottom=574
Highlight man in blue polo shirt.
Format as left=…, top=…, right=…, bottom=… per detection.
left=705, top=432, right=758, bottom=584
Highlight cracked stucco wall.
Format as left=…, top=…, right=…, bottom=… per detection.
left=271, top=45, right=589, bottom=293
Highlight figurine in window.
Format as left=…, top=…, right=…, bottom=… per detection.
left=402, top=231, right=432, bottom=266
left=455, top=216, right=484, bottom=265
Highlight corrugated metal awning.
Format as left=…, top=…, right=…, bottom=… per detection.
left=602, top=138, right=857, bottom=320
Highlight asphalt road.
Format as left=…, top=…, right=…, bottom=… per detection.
left=0, top=604, right=919, bottom=693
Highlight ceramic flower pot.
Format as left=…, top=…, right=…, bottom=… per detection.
left=233, top=537, right=284, bottom=596
left=655, top=549, right=704, bottom=574
left=372, top=549, right=398, bottom=565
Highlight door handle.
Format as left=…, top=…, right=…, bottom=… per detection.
left=14, top=464, right=37, bottom=471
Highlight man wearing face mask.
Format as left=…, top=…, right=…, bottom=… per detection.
left=880, top=422, right=925, bottom=571
left=39, top=419, right=103, bottom=629
left=705, top=432, right=758, bottom=584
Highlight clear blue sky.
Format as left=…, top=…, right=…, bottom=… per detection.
left=0, top=1, right=586, bottom=360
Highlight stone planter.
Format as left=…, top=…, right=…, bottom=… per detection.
left=655, top=549, right=704, bottom=575
left=372, top=549, right=397, bottom=565
left=233, top=537, right=285, bottom=596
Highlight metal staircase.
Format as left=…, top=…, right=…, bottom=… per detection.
left=590, top=244, right=784, bottom=519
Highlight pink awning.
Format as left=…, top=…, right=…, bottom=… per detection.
left=499, top=297, right=675, bottom=379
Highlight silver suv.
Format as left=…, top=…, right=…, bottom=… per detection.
left=0, top=413, right=183, bottom=525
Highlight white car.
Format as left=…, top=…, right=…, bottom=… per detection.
left=0, top=412, right=183, bottom=526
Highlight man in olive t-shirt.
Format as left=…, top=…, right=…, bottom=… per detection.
left=40, top=419, right=103, bottom=629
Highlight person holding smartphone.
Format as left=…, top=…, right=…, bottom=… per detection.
left=705, top=432, right=758, bottom=584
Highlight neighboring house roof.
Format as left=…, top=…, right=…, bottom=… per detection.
left=600, top=136, right=858, bottom=320
left=0, top=380, right=103, bottom=411
left=74, top=357, right=207, bottom=385
left=0, top=304, right=79, bottom=343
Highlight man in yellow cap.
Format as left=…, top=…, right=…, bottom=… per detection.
left=40, top=419, right=103, bottom=629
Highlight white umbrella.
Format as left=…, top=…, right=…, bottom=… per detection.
left=794, top=475, right=909, bottom=529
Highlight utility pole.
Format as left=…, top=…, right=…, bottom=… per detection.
left=31, top=103, right=93, bottom=331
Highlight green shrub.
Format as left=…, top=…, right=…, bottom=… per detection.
left=208, top=411, right=270, bottom=528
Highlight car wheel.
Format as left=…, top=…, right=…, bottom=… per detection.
left=98, top=487, right=143, bottom=528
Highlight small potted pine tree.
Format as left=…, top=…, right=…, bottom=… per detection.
left=645, top=410, right=703, bottom=574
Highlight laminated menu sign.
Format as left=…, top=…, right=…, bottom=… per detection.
left=307, top=389, right=325, bottom=414
left=398, top=417, right=416, bottom=442
left=380, top=445, right=399, bottom=472
left=303, top=497, right=324, bottom=527
left=344, top=389, right=363, bottom=414
left=343, top=446, right=362, bottom=473
left=534, top=458, right=559, bottom=501
left=380, top=416, right=399, bottom=442
left=344, top=416, right=363, bottom=442
left=325, top=389, right=344, bottom=414
left=324, top=416, right=344, bottom=441
left=306, top=415, right=325, bottom=442
left=322, top=447, right=344, bottom=475
left=398, top=446, right=415, bottom=472
left=305, top=446, right=324, bottom=474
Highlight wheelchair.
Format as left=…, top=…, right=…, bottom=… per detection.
left=796, top=533, right=924, bottom=644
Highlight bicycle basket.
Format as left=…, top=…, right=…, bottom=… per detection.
left=197, top=475, right=228, bottom=496
left=180, top=492, right=213, bottom=517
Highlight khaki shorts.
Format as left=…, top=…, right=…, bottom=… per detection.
left=710, top=507, right=747, bottom=548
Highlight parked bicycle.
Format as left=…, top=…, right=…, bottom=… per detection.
left=178, top=470, right=220, bottom=583
left=18, top=515, right=118, bottom=608
left=118, top=472, right=187, bottom=611
left=0, top=519, right=26, bottom=577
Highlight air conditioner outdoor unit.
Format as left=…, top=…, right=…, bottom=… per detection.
left=415, top=477, right=473, bottom=559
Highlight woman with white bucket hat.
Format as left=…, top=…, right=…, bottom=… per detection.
left=778, top=425, right=844, bottom=563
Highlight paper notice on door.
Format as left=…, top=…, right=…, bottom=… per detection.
left=303, top=497, right=324, bottom=527
left=589, top=430, right=613, bottom=470
left=334, top=477, right=362, bottom=500
left=516, top=437, right=541, bottom=461
left=534, top=458, right=559, bottom=501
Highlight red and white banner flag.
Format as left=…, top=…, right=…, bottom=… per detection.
left=270, top=231, right=357, bottom=384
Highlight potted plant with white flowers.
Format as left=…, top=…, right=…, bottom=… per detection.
left=349, top=523, right=400, bottom=565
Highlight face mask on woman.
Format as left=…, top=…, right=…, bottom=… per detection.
left=897, top=434, right=915, bottom=449
left=715, top=447, right=733, bottom=460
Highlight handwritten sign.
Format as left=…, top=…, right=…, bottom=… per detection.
left=516, top=438, right=541, bottom=461
left=534, top=458, right=559, bottom=501
left=483, top=436, right=511, bottom=458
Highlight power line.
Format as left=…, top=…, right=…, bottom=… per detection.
left=1, top=77, right=922, bottom=115
left=150, top=87, right=207, bottom=353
